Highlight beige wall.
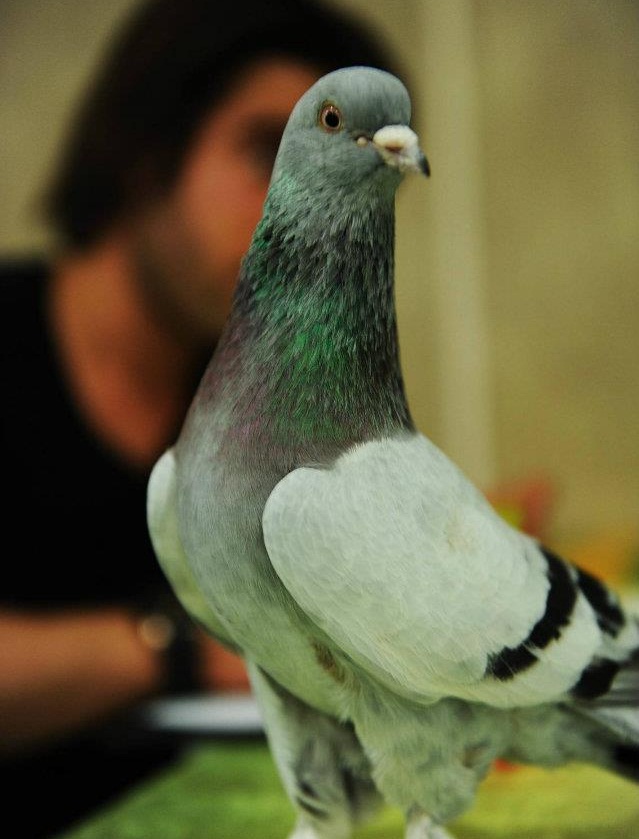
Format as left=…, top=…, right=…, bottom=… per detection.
left=2, top=1, right=638, bottom=544
left=476, top=1, right=639, bottom=543
left=0, top=0, right=135, bottom=250
left=345, top=0, right=639, bottom=544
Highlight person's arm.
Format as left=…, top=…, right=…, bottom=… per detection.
left=197, top=628, right=250, bottom=692
left=0, top=608, right=164, bottom=755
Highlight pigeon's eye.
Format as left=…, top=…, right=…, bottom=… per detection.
left=319, top=103, right=342, bottom=132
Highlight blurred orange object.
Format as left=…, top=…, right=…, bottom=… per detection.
left=198, top=632, right=251, bottom=693
left=493, top=758, right=519, bottom=773
left=486, top=475, right=555, bottom=540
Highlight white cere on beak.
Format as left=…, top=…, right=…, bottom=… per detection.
left=372, top=124, right=429, bottom=175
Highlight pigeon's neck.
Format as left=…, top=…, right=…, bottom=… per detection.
left=209, top=176, right=413, bottom=449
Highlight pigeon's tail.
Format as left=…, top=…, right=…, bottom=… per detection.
left=572, top=637, right=639, bottom=783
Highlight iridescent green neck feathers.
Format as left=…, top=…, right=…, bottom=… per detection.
left=208, top=174, right=413, bottom=448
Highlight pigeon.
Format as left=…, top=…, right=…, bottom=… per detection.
left=147, top=66, right=639, bottom=839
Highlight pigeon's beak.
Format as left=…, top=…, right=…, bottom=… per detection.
left=372, top=125, right=430, bottom=177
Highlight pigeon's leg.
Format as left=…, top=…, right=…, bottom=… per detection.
left=348, top=695, right=498, bottom=839
left=248, top=663, right=381, bottom=839
left=405, top=808, right=455, bottom=839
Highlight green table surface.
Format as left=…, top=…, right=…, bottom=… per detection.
left=60, top=739, right=638, bottom=839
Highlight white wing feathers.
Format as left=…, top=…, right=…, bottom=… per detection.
left=262, top=433, right=609, bottom=708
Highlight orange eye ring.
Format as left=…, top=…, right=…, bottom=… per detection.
left=319, top=103, right=342, bottom=132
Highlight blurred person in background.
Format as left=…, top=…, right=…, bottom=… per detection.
left=0, top=0, right=396, bottom=835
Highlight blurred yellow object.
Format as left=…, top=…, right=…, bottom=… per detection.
left=557, top=527, right=639, bottom=586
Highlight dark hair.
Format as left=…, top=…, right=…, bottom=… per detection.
left=45, top=0, right=397, bottom=248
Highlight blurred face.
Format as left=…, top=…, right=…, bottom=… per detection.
left=128, top=57, right=320, bottom=345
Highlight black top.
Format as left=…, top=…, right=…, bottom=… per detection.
left=1, top=257, right=171, bottom=608
left=0, top=257, right=200, bottom=838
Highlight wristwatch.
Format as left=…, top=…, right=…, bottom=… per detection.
left=137, top=603, right=201, bottom=695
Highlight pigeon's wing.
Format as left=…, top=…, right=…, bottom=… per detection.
left=147, top=448, right=233, bottom=640
left=263, top=433, right=639, bottom=709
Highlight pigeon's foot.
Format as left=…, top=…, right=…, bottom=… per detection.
left=405, top=810, right=455, bottom=839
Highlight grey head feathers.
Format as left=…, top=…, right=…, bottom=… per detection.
left=191, top=66, right=427, bottom=452
left=271, top=66, right=417, bottom=196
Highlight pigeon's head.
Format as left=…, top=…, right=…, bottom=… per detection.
left=271, top=66, right=429, bottom=196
